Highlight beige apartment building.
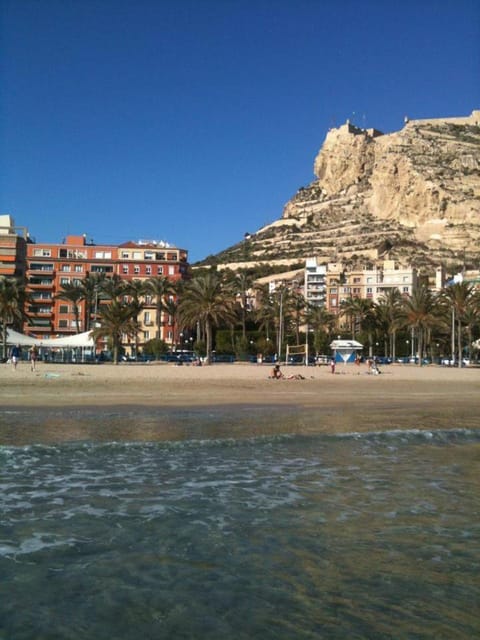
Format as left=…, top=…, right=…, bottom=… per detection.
left=326, top=260, right=418, bottom=314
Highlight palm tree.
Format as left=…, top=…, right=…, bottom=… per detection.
left=163, top=297, right=179, bottom=348
left=375, top=288, right=403, bottom=360
left=124, top=279, right=146, bottom=358
left=100, top=274, right=127, bottom=301
left=401, top=285, right=439, bottom=365
left=79, top=273, right=107, bottom=330
left=254, top=283, right=275, bottom=343
left=90, top=300, right=138, bottom=364
left=56, top=282, right=84, bottom=333
left=341, top=296, right=375, bottom=353
left=145, top=276, right=176, bottom=340
left=306, top=304, right=336, bottom=354
left=0, top=277, right=25, bottom=359
left=463, top=294, right=480, bottom=362
left=178, top=271, right=236, bottom=364
left=442, top=282, right=475, bottom=368
left=225, top=269, right=253, bottom=340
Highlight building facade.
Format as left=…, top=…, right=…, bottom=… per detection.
left=24, top=235, right=188, bottom=348
left=325, top=260, right=418, bottom=314
left=0, top=215, right=28, bottom=279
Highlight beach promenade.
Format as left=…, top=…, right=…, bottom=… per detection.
left=1, top=361, right=478, bottom=438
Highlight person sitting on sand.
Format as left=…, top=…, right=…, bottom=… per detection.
left=270, top=364, right=283, bottom=379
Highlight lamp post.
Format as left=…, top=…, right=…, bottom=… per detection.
left=278, top=287, right=285, bottom=363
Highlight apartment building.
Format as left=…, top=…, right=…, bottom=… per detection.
left=304, top=258, right=327, bottom=307
left=326, top=260, right=417, bottom=313
left=0, top=214, right=28, bottom=279
left=24, top=235, right=188, bottom=346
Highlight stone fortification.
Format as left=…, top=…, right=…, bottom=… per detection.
left=199, top=110, right=480, bottom=273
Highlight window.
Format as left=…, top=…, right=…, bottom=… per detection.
left=367, top=287, right=373, bottom=294
left=133, top=252, right=141, bottom=259
left=33, top=249, right=51, bottom=257
left=403, top=286, right=409, bottom=293
left=95, top=251, right=112, bottom=259
left=30, top=263, right=53, bottom=271
left=58, top=319, right=68, bottom=328
left=167, top=253, right=177, bottom=261
left=145, top=265, right=152, bottom=275
left=91, top=265, right=113, bottom=273
left=331, top=298, right=337, bottom=307
left=144, top=312, right=151, bottom=324
left=75, top=265, right=83, bottom=272
left=157, top=266, right=163, bottom=275
left=73, top=278, right=82, bottom=285
left=134, top=265, right=140, bottom=274
left=168, top=266, right=175, bottom=275
left=60, top=265, right=71, bottom=272
left=367, top=277, right=373, bottom=284
left=144, top=295, right=152, bottom=305
left=353, top=277, right=361, bottom=284
left=167, top=330, right=173, bottom=341
left=60, top=277, right=71, bottom=285
left=143, top=331, right=150, bottom=340
left=59, top=305, right=69, bottom=313
left=144, top=251, right=154, bottom=260
left=122, top=265, right=129, bottom=274
left=121, top=251, right=129, bottom=259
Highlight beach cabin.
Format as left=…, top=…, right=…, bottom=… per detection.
left=330, top=339, right=363, bottom=364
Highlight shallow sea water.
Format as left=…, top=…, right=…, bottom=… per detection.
left=0, top=410, right=479, bottom=639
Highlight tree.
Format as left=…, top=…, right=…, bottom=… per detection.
left=100, top=274, right=127, bottom=301
left=145, top=276, right=176, bottom=341
left=225, top=269, right=253, bottom=340
left=341, top=296, right=376, bottom=353
left=90, top=300, right=138, bottom=364
left=401, top=285, right=439, bottom=365
left=178, top=271, right=236, bottom=364
left=79, top=273, right=107, bottom=330
left=306, top=304, right=336, bottom=354
left=442, top=282, right=475, bottom=368
left=56, top=282, right=84, bottom=333
left=0, top=277, right=25, bottom=359
left=375, top=288, right=403, bottom=360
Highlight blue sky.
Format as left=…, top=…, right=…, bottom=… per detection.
left=1, top=0, right=479, bottom=263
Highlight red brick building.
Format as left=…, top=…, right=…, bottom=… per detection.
left=24, top=235, right=188, bottom=346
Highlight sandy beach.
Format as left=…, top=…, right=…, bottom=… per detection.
left=1, top=360, right=479, bottom=441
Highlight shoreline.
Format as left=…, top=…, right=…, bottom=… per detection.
left=0, top=362, right=478, bottom=444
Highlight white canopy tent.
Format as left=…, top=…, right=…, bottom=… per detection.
left=5, top=329, right=95, bottom=363
left=6, top=328, right=95, bottom=348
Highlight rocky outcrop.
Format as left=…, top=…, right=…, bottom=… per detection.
left=198, top=111, right=480, bottom=273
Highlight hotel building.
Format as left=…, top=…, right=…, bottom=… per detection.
left=24, top=235, right=188, bottom=347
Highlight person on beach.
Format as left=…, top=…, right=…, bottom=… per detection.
left=29, top=345, right=38, bottom=372
left=270, top=364, right=283, bottom=379
left=330, top=357, right=336, bottom=374
left=10, top=344, right=21, bottom=370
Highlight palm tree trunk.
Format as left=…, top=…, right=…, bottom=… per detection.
left=205, top=318, right=212, bottom=365
left=457, top=316, right=462, bottom=368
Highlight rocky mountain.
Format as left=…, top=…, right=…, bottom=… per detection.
left=198, top=110, right=480, bottom=274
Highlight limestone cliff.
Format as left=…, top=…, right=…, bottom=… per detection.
left=198, top=110, right=480, bottom=273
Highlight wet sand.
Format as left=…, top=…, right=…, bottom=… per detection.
left=0, top=361, right=478, bottom=443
